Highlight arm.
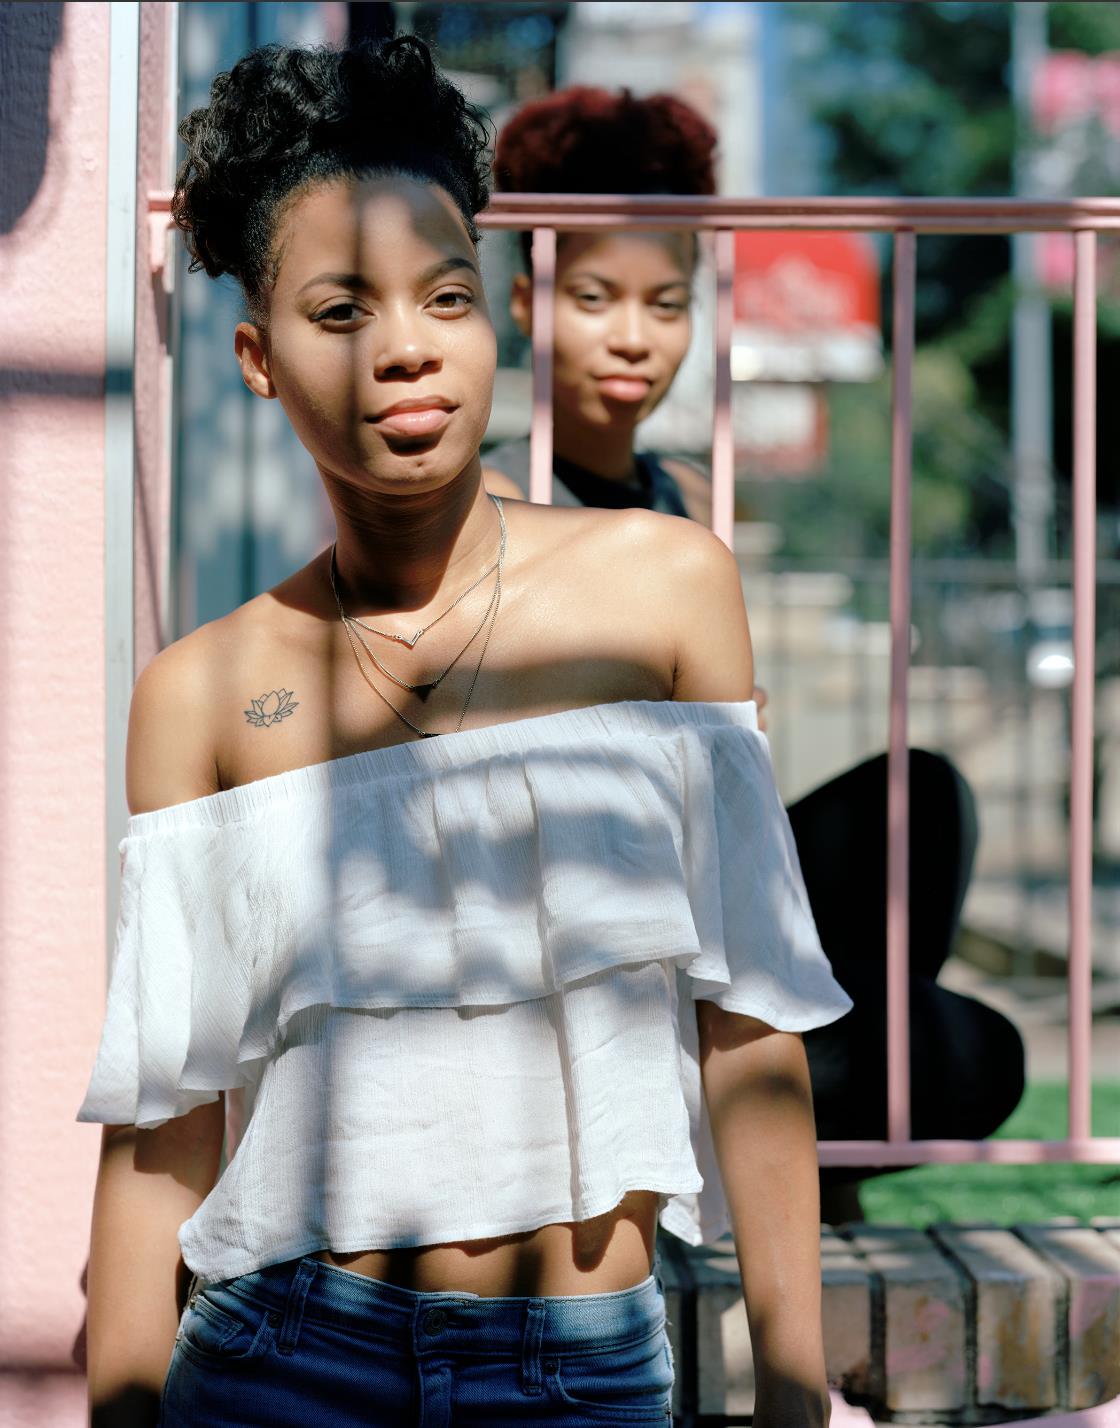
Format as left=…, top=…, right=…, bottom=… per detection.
left=88, top=1103, right=225, bottom=1426
left=666, top=523, right=829, bottom=1425
left=87, top=641, right=224, bottom=1426
left=697, top=1007, right=830, bottom=1427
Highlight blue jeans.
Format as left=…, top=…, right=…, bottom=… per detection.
left=158, top=1255, right=675, bottom=1425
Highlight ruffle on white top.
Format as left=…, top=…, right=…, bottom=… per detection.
left=78, top=700, right=852, bottom=1279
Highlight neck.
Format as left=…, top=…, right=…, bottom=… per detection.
left=326, top=458, right=499, bottom=615
left=553, top=416, right=640, bottom=484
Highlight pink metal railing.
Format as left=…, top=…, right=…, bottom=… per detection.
left=147, top=189, right=1119, bottom=1167
left=886, top=231, right=916, bottom=1145
left=476, top=192, right=1120, bottom=1170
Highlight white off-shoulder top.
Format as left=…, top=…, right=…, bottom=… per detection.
left=78, top=699, right=852, bottom=1282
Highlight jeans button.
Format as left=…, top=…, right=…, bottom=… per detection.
left=423, top=1307, right=448, bottom=1334
left=542, top=1356, right=558, bottom=1374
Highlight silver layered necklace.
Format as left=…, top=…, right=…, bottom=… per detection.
left=329, top=495, right=506, bottom=739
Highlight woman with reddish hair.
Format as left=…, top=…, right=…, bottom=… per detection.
left=485, top=85, right=716, bottom=518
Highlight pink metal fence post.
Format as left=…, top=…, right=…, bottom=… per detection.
left=887, top=231, right=916, bottom=1144
left=1069, top=230, right=1097, bottom=1142
left=529, top=226, right=557, bottom=506
left=711, top=230, right=736, bottom=549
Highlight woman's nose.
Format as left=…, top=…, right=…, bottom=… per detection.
left=605, top=302, right=652, bottom=361
left=372, top=311, right=441, bottom=380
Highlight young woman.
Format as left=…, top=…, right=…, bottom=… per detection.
left=484, top=87, right=1026, bottom=1221
left=79, top=38, right=853, bottom=1428
left=484, top=86, right=713, bottom=521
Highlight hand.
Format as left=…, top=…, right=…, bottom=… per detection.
left=753, top=683, right=769, bottom=732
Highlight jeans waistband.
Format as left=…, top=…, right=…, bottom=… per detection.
left=214, top=1255, right=666, bottom=1355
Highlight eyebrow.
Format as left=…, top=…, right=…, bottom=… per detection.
left=297, top=256, right=479, bottom=298
left=565, top=271, right=692, bottom=293
left=420, top=256, right=479, bottom=284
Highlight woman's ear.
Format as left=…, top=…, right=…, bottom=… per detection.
left=509, top=273, right=532, bottom=338
left=234, top=323, right=278, bottom=400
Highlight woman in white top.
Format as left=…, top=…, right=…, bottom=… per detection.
left=81, top=35, right=851, bottom=1428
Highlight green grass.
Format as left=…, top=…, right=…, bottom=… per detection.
left=857, top=1082, right=1120, bottom=1228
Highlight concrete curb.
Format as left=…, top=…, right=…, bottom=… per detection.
left=661, top=1222, right=1120, bottom=1423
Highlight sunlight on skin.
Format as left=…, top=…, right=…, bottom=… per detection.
left=233, top=176, right=500, bottom=608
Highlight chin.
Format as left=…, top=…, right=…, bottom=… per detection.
left=364, top=447, right=481, bottom=494
left=590, top=402, right=644, bottom=433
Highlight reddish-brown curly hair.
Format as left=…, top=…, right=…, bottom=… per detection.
left=495, top=86, right=718, bottom=198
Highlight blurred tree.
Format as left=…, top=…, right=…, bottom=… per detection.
left=757, top=351, right=1002, bottom=562
left=1048, top=2, right=1120, bottom=54
left=764, top=1, right=1120, bottom=560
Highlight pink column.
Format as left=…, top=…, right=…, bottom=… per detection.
left=711, top=230, right=736, bottom=549
left=1068, top=231, right=1097, bottom=1142
left=529, top=226, right=556, bottom=505
left=0, top=3, right=111, bottom=1422
left=886, top=231, right=916, bottom=1143
left=133, top=1, right=176, bottom=672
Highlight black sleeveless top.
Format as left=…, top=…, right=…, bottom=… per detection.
left=484, top=437, right=691, bottom=517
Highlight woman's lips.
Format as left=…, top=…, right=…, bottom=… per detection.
left=373, top=407, right=454, bottom=438
left=597, top=376, right=652, bottom=403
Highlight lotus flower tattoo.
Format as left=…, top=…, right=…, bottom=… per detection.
left=244, top=689, right=299, bottom=728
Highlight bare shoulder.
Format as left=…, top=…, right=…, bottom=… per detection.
left=506, top=499, right=737, bottom=599
left=504, top=501, right=750, bottom=701
left=589, top=504, right=740, bottom=601
left=126, top=594, right=278, bottom=814
left=127, top=629, right=217, bottom=815
left=591, top=507, right=752, bottom=702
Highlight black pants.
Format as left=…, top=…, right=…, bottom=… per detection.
left=789, top=750, right=1026, bottom=1188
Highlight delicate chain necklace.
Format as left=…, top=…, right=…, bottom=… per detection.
left=330, top=498, right=505, bottom=698
left=331, top=496, right=506, bottom=740
left=338, top=563, right=500, bottom=698
left=343, top=527, right=502, bottom=651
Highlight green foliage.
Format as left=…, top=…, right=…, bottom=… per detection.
left=859, top=1080, right=1120, bottom=1228
left=1049, top=1, right=1120, bottom=55
left=790, top=2, right=1013, bottom=197
left=746, top=347, right=1003, bottom=561
left=773, top=0, right=1120, bottom=559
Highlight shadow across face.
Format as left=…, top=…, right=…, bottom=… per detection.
left=235, top=174, right=498, bottom=499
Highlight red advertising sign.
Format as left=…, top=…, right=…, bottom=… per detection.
left=732, top=231, right=881, bottom=383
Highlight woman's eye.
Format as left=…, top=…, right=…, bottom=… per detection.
left=312, top=302, right=362, bottom=325
left=574, top=292, right=608, bottom=309
left=430, top=290, right=474, bottom=313
left=655, top=300, right=688, bottom=315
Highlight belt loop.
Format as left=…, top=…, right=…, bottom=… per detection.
left=521, top=1299, right=546, bottom=1397
left=277, top=1259, right=318, bottom=1356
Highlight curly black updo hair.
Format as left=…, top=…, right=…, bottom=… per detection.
left=173, top=34, right=492, bottom=322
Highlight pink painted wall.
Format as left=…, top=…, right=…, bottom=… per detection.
left=0, top=2, right=109, bottom=1419
left=134, top=0, right=175, bottom=672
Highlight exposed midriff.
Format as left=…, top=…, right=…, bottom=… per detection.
left=312, top=1189, right=660, bottom=1296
